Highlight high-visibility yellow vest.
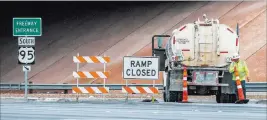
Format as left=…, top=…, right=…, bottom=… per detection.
left=229, top=60, right=249, bottom=81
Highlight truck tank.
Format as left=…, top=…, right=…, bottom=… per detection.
left=168, top=14, right=239, bottom=67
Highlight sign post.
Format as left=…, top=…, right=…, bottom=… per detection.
left=76, top=53, right=79, bottom=87
left=152, top=80, right=155, bottom=103
left=123, top=56, right=159, bottom=102
left=103, top=54, right=106, bottom=101
left=23, top=65, right=31, bottom=99
left=25, top=68, right=28, bottom=99
left=14, top=17, right=42, bottom=100
left=76, top=53, right=79, bottom=102
left=125, top=78, right=128, bottom=102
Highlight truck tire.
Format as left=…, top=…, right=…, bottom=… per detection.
left=169, top=91, right=178, bottom=102
left=168, top=91, right=183, bottom=102
left=216, top=94, right=236, bottom=103
left=163, top=91, right=167, bottom=102
left=217, top=94, right=226, bottom=103
left=216, top=94, right=228, bottom=103
left=216, top=94, right=221, bottom=103
left=229, top=94, right=237, bottom=103
left=177, top=91, right=183, bottom=102
left=223, top=94, right=230, bottom=103
left=163, top=71, right=171, bottom=102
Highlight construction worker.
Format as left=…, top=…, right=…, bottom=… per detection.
left=229, top=53, right=250, bottom=99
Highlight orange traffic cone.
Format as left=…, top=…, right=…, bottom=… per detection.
left=182, top=67, right=188, bottom=102
left=234, top=69, right=249, bottom=104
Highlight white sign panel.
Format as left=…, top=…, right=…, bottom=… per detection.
left=18, top=37, right=35, bottom=46
left=123, top=56, right=159, bottom=80
left=22, top=65, right=31, bottom=72
left=18, top=47, right=35, bottom=64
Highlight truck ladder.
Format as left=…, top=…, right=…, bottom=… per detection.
left=215, top=19, right=220, bottom=55
left=198, top=24, right=214, bottom=65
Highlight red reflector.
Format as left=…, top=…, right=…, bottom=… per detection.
left=179, top=26, right=186, bottom=31
left=182, top=49, right=190, bottom=51
left=227, top=28, right=233, bottom=33
left=220, top=51, right=228, bottom=53
left=199, top=24, right=212, bottom=26
left=173, top=36, right=176, bottom=44
left=238, top=37, right=240, bottom=46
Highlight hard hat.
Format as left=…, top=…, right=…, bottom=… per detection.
left=232, top=53, right=240, bottom=59
left=203, top=14, right=207, bottom=19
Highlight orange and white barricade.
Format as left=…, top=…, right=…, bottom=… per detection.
left=72, top=53, right=111, bottom=96
left=122, top=86, right=159, bottom=94
left=72, top=87, right=109, bottom=94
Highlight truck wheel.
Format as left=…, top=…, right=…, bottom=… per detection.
left=223, top=94, right=230, bottom=103
left=163, top=92, right=167, bottom=102
left=216, top=94, right=227, bottom=103
left=177, top=91, right=183, bottom=102
left=229, top=94, right=237, bottom=103
left=169, top=91, right=178, bottom=102
left=216, top=94, right=221, bottom=103
left=216, top=94, right=235, bottom=103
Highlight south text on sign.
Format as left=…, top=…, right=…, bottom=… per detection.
left=18, top=37, right=35, bottom=45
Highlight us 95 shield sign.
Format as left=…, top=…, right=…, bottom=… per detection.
left=123, top=56, right=159, bottom=80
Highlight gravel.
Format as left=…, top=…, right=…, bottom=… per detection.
left=1, top=91, right=266, bottom=100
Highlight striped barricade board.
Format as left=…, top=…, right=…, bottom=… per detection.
left=73, top=71, right=110, bottom=78
left=72, top=87, right=109, bottom=94
left=73, top=56, right=110, bottom=63
left=122, top=86, right=159, bottom=94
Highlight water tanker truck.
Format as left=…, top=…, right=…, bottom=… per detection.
left=152, top=14, right=240, bottom=103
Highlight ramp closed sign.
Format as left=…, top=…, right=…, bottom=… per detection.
left=123, top=56, right=159, bottom=80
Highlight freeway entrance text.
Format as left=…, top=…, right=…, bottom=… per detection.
left=13, top=18, right=42, bottom=36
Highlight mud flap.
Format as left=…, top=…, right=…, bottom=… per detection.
left=235, top=99, right=249, bottom=104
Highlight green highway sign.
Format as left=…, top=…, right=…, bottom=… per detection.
left=13, top=18, right=42, bottom=36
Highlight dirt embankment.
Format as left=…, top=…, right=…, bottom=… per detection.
left=72, top=1, right=266, bottom=84
left=1, top=1, right=266, bottom=84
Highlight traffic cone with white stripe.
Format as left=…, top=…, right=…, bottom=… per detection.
left=182, top=67, right=188, bottom=103
left=234, top=68, right=249, bottom=104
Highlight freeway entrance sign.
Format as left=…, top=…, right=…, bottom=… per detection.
left=13, top=18, right=42, bottom=36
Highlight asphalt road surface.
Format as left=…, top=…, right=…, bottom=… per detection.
left=1, top=99, right=266, bottom=120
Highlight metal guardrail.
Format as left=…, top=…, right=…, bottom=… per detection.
left=244, top=82, right=267, bottom=92
left=0, top=84, right=164, bottom=90
left=0, top=82, right=266, bottom=92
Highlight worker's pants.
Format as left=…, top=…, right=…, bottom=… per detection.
left=233, top=80, right=246, bottom=99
